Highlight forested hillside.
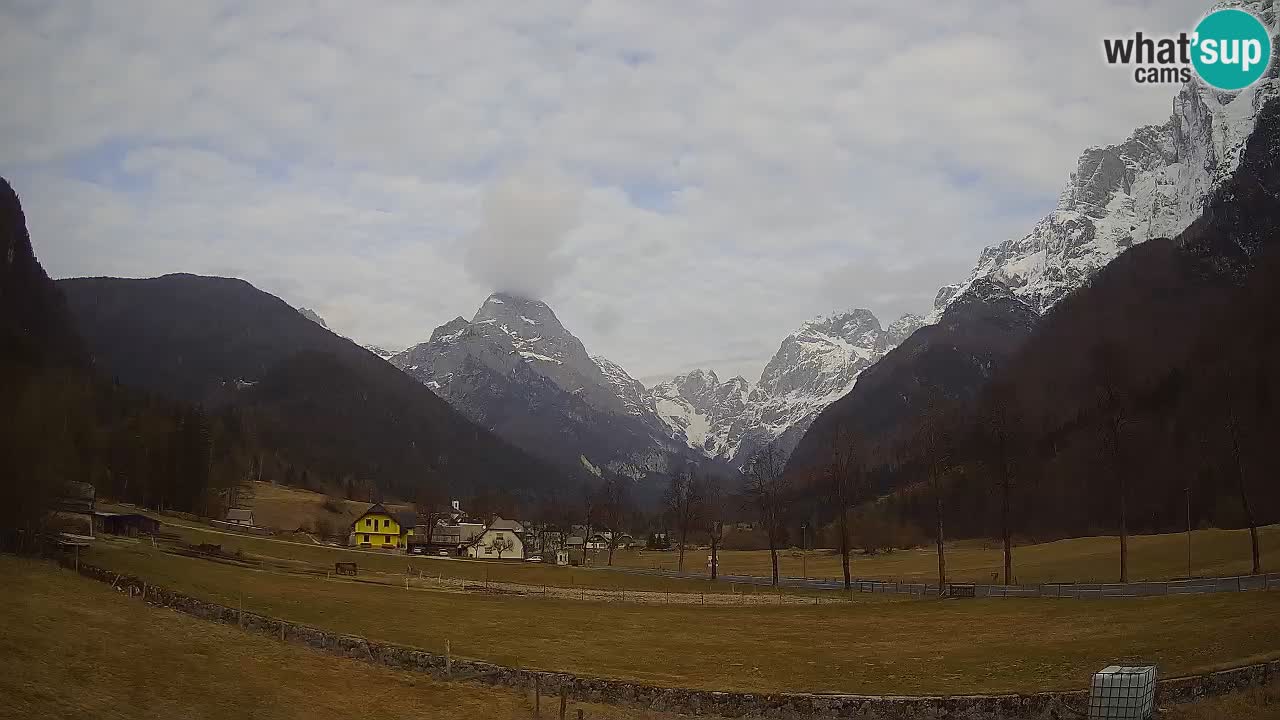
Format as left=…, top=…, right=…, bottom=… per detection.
left=1, top=176, right=575, bottom=536
left=794, top=99, right=1280, bottom=552
left=57, top=273, right=576, bottom=510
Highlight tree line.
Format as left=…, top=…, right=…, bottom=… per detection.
left=780, top=100, right=1280, bottom=589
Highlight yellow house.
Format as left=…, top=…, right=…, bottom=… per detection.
left=349, top=503, right=415, bottom=550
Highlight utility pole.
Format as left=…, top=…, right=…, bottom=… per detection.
left=801, top=523, right=807, bottom=580
left=1185, top=485, right=1192, bottom=579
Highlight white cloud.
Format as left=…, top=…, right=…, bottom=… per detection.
left=464, top=166, right=582, bottom=301
left=0, top=0, right=1210, bottom=381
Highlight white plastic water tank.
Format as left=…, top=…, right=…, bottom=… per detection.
left=1088, top=665, right=1157, bottom=719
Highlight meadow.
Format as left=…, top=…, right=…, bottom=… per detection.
left=613, top=525, right=1280, bottom=584
left=80, top=537, right=1280, bottom=697
left=0, top=555, right=684, bottom=720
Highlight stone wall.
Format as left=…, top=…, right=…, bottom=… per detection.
left=69, top=560, right=1278, bottom=720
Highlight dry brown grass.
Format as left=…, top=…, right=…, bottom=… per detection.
left=0, top=555, right=704, bottom=720
left=1161, top=685, right=1280, bottom=719
left=82, top=539, right=1280, bottom=697
left=611, top=525, right=1280, bottom=584
left=244, top=481, right=412, bottom=535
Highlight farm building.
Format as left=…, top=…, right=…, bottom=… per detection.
left=412, top=524, right=461, bottom=554
left=224, top=508, right=254, bottom=527
left=466, top=518, right=525, bottom=559
left=93, top=512, right=160, bottom=537
left=348, top=503, right=407, bottom=549
left=586, top=531, right=633, bottom=550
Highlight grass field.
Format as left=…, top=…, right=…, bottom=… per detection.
left=149, top=517, right=862, bottom=599
left=8, top=555, right=1272, bottom=720
left=0, top=555, right=693, bottom=720
left=237, top=481, right=413, bottom=535
left=131, top=488, right=1280, bottom=598
left=80, top=538, right=1280, bottom=696
left=179, top=482, right=1280, bottom=587
left=612, top=525, right=1280, bottom=584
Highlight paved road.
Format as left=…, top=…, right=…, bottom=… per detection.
left=588, top=563, right=1280, bottom=598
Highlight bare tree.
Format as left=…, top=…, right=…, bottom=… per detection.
left=1092, top=341, right=1133, bottom=583
left=913, top=394, right=956, bottom=596
left=490, top=533, right=514, bottom=559
left=601, top=476, right=630, bottom=566
left=413, top=473, right=445, bottom=550
left=1218, top=367, right=1264, bottom=575
left=665, top=467, right=701, bottom=573
left=745, top=446, right=792, bottom=587
left=826, top=424, right=867, bottom=591
left=580, top=481, right=596, bottom=566
left=695, top=472, right=726, bottom=579
left=977, top=379, right=1023, bottom=585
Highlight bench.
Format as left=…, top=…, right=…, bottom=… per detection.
left=948, top=583, right=977, bottom=598
left=334, top=562, right=358, bottom=577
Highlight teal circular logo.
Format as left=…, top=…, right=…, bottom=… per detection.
left=1191, top=9, right=1272, bottom=91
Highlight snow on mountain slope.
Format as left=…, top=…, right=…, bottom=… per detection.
left=651, top=310, right=923, bottom=464
left=297, top=307, right=329, bottom=329
left=592, top=355, right=661, bottom=421
left=651, top=369, right=749, bottom=457
left=362, top=344, right=398, bottom=360
left=390, top=292, right=692, bottom=485
left=931, top=18, right=1280, bottom=320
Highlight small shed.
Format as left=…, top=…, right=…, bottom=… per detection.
left=225, top=508, right=254, bottom=526
left=555, top=548, right=570, bottom=566
left=93, top=512, right=160, bottom=537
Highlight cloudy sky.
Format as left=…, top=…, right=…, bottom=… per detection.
left=2, top=0, right=1207, bottom=383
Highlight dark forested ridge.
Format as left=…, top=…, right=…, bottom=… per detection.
left=792, top=98, right=1280, bottom=545
left=0, top=178, right=83, bottom=370
left=786, top=277, right=1038, bottom=487
left=57, top=273, right=578, bottom=507
left=1, top=178, right=259, bottom=535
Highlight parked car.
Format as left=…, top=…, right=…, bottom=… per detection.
left=438, top=549, right=449, bottom=557
left=526, top=555, right=543, bottom=563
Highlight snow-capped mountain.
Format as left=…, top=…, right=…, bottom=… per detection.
left=651, top=370, right=750, bottom=457
left=932, top=13, right=1279, bottom=321
left=789, top=0, right=1280, bottom=473
left=651, top=309, right=923, bottom=465
left=297, top=307, right=328, bottom=328
left=298, top=307, right=398, bottom=360
left=390, top=293, right=695, bottom=489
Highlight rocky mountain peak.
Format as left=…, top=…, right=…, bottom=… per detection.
left=649, top=303, right=928, bottom=467
left=932, top=56, right=1279, bottom=321
left=886, top=313, right=925, bottom=346
left=297, top=307, right=328, bottom=329
left=802, top=308, right=882, bottom=343
left=473, top=292, right=562, bottom=329
left=428, top=316, right=471, bottom=343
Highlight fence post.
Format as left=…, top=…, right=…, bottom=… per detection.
left=535, top=675, right=541, bottom=717
left=446, top=640, right=452, bottom=677
left=559, top=684, right=568, bottom=720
